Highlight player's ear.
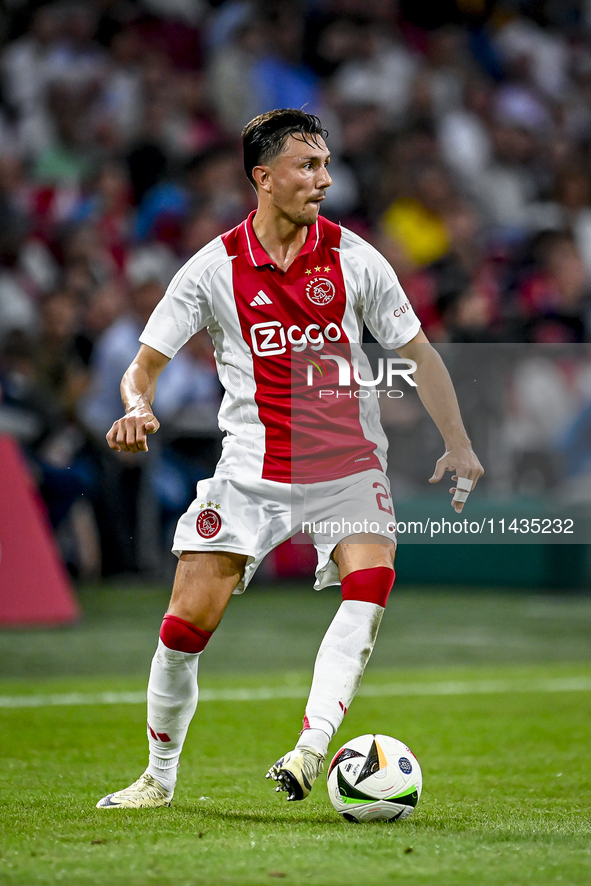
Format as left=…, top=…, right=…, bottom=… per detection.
left=252, top=165, right=272, bottom=193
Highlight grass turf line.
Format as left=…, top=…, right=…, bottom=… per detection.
left=1, top=584, right=590, bottom=885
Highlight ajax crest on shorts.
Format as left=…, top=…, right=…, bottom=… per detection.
left=196, top=503, right=222, bottom=539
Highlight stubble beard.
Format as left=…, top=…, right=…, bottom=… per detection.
left=287, top=202, right=320, bottom=228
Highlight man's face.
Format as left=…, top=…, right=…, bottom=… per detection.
left=261, top=133, right=332, bottom=226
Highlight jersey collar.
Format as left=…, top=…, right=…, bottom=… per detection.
left=241, top=210, right=321, bottom=268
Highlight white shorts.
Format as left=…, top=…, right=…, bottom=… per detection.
left=172, top=468, right=396, bottom=593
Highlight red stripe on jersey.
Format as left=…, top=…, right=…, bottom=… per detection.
left=222, top=214, right=381, bottom=483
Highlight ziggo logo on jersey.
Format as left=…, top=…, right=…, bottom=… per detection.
left=250, top=320, right=341, bottom=356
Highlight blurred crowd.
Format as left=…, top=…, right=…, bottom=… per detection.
left=1, top=0, right=591, bottom=578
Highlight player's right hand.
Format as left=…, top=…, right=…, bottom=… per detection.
left=106, top=409, right=160, bottom=453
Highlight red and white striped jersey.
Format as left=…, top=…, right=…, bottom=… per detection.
left=140, top=211, right=420, bottom=483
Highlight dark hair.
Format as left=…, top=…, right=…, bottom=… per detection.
left=242, top=108, right=328, bottom=186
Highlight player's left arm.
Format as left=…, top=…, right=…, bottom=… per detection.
left=396, top=329, right=484, bottom=513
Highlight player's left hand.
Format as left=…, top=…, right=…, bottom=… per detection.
left=429, top=445, right=484, bottom=513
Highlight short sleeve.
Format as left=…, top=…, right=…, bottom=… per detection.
left=340, top=229, right=421, bottom=349
left=139, top=251, right=216, bottom=359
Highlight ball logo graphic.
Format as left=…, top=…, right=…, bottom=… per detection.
left=196, top=508, right=222, bottom=539
left=398, top=757, right=412, bottom=774
left=306, top=276, right=335, bottom=306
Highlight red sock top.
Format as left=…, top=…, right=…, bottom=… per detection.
left=340, top=566, right=395, bottom=608
left=160, top=614, right=212, bottom=653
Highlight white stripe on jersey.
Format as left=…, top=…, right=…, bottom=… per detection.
left=244, top=220, right=258, bottom=266
left=312, top=220, right=320, bottom=251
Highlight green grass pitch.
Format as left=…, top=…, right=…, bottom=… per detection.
left=1, top=583, right=591, bottom=886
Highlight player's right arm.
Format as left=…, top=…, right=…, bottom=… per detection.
left=106, top=344, right=170, bottom=453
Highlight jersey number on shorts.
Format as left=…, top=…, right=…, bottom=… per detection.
left=373, top=482, right=393, bottom=515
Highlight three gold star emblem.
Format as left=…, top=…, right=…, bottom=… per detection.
left=305, top=265, right=331, bottom=276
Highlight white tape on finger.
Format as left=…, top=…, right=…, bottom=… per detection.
left=456, top=477, right=474, bottom=492
left=453, top=490, right=470, bottom=503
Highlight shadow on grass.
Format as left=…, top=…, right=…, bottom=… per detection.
left=187, top=804, right=342, bottom=827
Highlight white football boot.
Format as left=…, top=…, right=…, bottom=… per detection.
left=266, top=746, right=325, bottom=801
left=96, top=771, right=173, bottom=809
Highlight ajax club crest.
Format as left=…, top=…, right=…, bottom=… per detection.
left=306, top=276, right=335, bottom=306
left=196, top=503, right=222, bottom=539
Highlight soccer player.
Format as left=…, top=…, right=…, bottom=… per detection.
left=96, top=109, right=483, bottom=809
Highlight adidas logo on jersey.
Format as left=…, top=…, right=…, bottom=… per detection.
left=250, top=290, right=273, bottom=307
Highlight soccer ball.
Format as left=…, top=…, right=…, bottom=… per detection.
left=326, top=733, right=422, bottom=822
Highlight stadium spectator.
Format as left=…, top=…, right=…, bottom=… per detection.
left=78, top=276, right=222, bottom=573
left=381, top=161, right=457, bottom=266
left=207, top=13, right=267, bottom=135
left=248, top=3, right=321, bottom=117
left=330, top=18, right=420, bottom=128
left=0, top=292, right=99, bottom=577
left=67, top=160, right=133, bottom=272
left=514, top=231, right=590, bottom=342
left=1, top=4, right=63, bottom=158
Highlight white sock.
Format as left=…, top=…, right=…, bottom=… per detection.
left=146, top=639, right=200, bottom=792
left=303, top=599, right=384, bottom=743
left=296, top=727, right=330, bottom=757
